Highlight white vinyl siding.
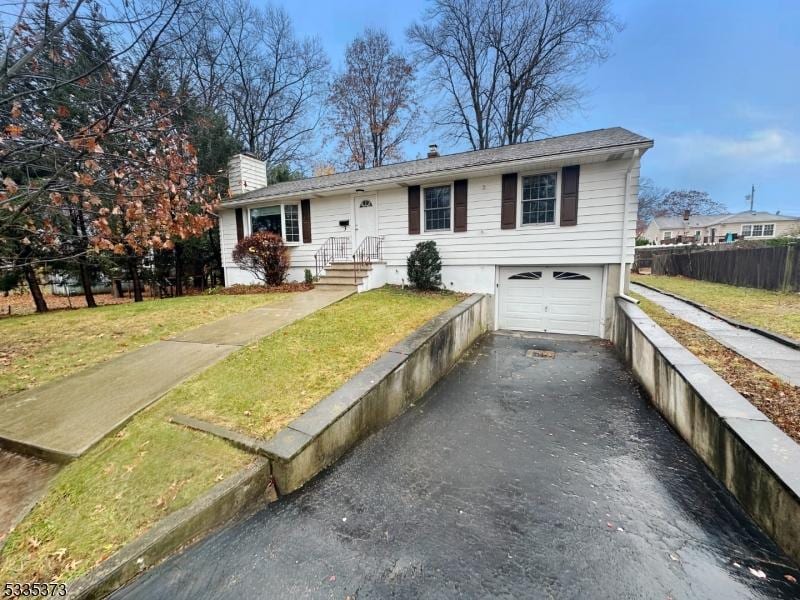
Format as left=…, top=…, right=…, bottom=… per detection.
left=220, top=157, right=642, bottom=286
left=377, top=159, right=640, bottom=266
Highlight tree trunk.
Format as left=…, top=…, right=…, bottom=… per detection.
left=23, top=264, right=48, bottom=312
left=74, top=208, right=97, bottom=308
left=127, top=255, right=143, bottom=302
left=207, top=228, right=221, bottom=287
left=77, top=262, right=96, bottom=308
left=174, top=243, right=184, bottom=297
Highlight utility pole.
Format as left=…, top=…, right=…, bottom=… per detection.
left=749, top=184, right=755, bottom=212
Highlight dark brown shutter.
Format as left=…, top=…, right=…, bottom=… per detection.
left=301, top=199, right=311, bottom=243
left=235, top=207, right=244, bottom=241
left=408, top=185, right=421, bottom=234
left=453, top=179, right=468, bottom=232
left=560, top=165, right=580, bottom=226
left=501, top=173, right=517, bottom=230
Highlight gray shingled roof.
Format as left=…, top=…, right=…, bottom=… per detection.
left=717, top=210, right=800, bottom=224
left=654, top=210, right=799, bottom=229
left=223, top=127, right=652, bottom=205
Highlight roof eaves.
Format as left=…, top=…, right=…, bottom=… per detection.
left=221, top=138, right=653, bottom=208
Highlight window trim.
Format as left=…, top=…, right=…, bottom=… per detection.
left=422, top=182, right=454, bottom=233
left=740, top=223, right=776, bottom=238
left=518, top=169, right=560, bottom=228
left=663, top=231, right=672, bottom=240
left=247, top=202, right=301, bottom=245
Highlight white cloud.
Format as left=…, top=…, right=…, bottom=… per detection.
left=663, top=129, right=800, bottom=166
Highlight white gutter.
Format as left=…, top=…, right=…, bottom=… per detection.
left=618, top=148, right=640, bottom=304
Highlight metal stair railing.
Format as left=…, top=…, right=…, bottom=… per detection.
left=352, top=236, right=383, bottom=285
left=314, top=237, right=352, bottom=279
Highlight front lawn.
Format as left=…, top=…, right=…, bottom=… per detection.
left=0, top=286, right=462, bottom=583
left=0, top=293, right=291, bottom=400
left=165, top=286, right=463, bottom=439
left=633, top=294, right=800, bottom=445
left=632, top=274, right=800, bottom=340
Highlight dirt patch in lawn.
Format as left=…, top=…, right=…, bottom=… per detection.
left=209, top=282, right=313, bottom=295
left=634, top=294, right=800, bottom=444
left=0, top=292, right=136, bottom=318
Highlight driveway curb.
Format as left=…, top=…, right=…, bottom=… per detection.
left=261, top=293, right=492, bottom=494
left=613, top=297, right=800, bottom=565
left=632, top=280, right=800, bottom=350
left=65, top=292, right=492, bottom=598
left=66, top=459, right=272, bottom=600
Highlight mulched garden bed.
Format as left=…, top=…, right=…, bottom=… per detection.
left=210, top=282, right=313, bottom=295
left=635, top=296, right=800, bottom=445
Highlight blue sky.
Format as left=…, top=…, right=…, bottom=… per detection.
left=284, top=0, right=800, bottom=215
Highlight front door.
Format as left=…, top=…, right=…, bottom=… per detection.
left=355, top=194, right=377, bottom=248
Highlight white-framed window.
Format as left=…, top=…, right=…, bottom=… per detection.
left=249, top=203, right=300, bottom=243
left=741, top=223, right=775, bottom=238
left=695, top=230, right=702, bottom=241
left=663, top=231, right=672, bottom=240
left=521, top=172, right=557, bottom=225
left=423, top=184, right=451, bottom=231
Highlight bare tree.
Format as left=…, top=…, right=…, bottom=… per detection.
left=213, top=1, right=328, bottom=167
left=637, top=177, right=668, bottom=232
left=659, top=190, right=726, bottom=217
left=328, top=29, right=419, bottom=170
left=409, top=0, right=617, bottom=149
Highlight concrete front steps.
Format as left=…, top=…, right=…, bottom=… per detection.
left=315, top=261, right=373, bottom=290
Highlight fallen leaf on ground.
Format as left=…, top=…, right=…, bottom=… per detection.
left=748, top=568, right=766, bottom=579
left=785, top=574, right=797, bottom=583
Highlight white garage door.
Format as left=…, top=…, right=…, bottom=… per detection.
left=498, top=266, right=604, bottom=336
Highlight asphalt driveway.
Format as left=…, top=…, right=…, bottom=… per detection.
left=113, top=332, right=800, bottom=599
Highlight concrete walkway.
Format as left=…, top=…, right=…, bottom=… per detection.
left=0, top=288, right=352, bottom=462
left=631, top=283, right=800, bottom=387
left=112, top=333, right=800, bottom=599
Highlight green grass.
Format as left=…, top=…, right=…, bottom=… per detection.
left=164, top=286, right=463, bottom=439
left=0, top=293, right=290, bottom=400
left=0, top=404, right=252, bottom=583
left=0, top=286, right=461, bottom=583
left=632, top=274, right=800, bottom=340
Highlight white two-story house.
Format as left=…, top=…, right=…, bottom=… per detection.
left=218, top=127, right=653, bottom=339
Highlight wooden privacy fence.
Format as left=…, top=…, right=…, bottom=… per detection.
left=650, top=244, right=799, bottom=292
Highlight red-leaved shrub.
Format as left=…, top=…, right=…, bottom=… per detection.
left=232, top=232, right=290, bottom=286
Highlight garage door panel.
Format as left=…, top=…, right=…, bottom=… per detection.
left=498, top=266, right=603, bottom=336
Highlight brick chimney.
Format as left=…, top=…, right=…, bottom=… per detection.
left=427, top=144, right=440, bottom=159
left=228, top=153, right=268, bottom=196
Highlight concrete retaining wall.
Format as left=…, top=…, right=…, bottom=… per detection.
left=67, top=293, right=492, bottom=598
left=68, top=460, right=272, bottom=599
left=612, top=298, right=800, bottom=564
left=263, top=293, right=493, bottom=494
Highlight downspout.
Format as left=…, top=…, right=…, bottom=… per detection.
left=618, top=148, right=640, bottom=304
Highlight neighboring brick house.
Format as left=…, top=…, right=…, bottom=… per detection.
left=642, top=211, right=800, bottom=244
